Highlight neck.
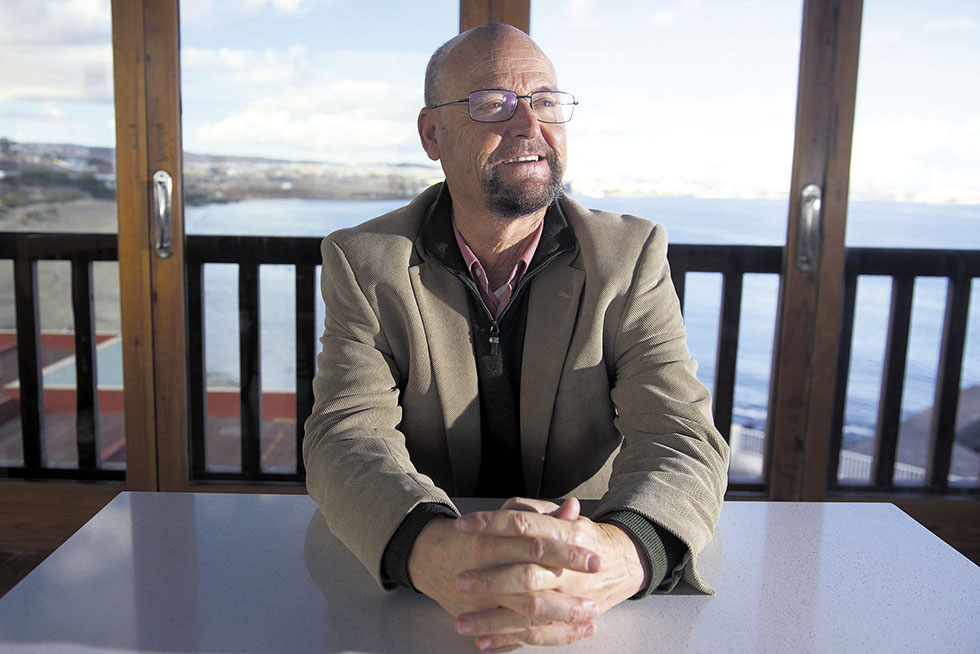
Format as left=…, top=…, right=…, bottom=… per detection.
left=453, top=203, right=545, bottom=289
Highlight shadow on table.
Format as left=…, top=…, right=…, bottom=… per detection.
left=303, top=511, right=473, bottom=653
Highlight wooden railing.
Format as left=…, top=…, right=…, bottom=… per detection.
left=830, top=248, right=980, bottom=495
left=184, top=235, right=321, bottom=483
left=0, top=232, right=122, bottom=481
left=2, top=231, right=978, bottom=498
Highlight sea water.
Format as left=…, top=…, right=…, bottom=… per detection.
left=185, top=195, right=980, bottom=441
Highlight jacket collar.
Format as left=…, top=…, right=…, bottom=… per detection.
left=419, top=182, right=576, bottom=278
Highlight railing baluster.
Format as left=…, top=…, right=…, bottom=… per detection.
left=187, top=261, right=207, bottom=474
left=671, top=266, right=687, bottom=313
left=828, top=264, right=859, bottom=486
left=294, top=264, right=317, bottom=476
left=14, top=240, right=44, bottom=467
left=239, top=262, right=262, bottom=474
left=927, top=276, right=971, bottom=489
left=71, top=255, right=99, bottom=469
left=873, top=275, right=915, bottom=487
left=713, top=271, right=743, bottom=442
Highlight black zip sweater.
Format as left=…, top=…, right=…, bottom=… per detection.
left=380, top=186, right=684, bottom=597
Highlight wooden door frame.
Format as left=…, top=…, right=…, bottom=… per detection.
left=460, top=0, right=529, bottom=33
left=113, top=0, right=188, bottom=491
left=767, top=0, right=863, bottom=501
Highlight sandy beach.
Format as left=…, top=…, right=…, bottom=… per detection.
left=0, top=198, right=121, bottom=332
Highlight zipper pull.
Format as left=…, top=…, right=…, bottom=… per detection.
left=489, top=322, right=500, bottom=356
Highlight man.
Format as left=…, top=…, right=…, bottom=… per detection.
left=304, top=23, right=728, bottom=649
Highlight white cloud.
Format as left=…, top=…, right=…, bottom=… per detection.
left=195, top=107, right=414, bottom=156
left=0, top=44, right=113, bottom=103
left=0, top=0, right=110, bottom=45
left=564, top=0, right=593, bottom=23
left=244, top=0, right=307, bottom=12
left=925, top=17, right=976, bottom=33
left=40, top=102, right=68, bottom=119
left=182, top=0, right=332, bottom=21
left=850, top=114, right=980, bottom=202
left=0, top=0, right=113, bottom=104
left=648, top=10, right=677, bottom=29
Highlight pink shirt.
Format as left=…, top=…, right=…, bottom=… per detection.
left=452, top=219, right=544, bottom=319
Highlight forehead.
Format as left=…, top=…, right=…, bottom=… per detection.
left=444, top=35, right=558, bottom=96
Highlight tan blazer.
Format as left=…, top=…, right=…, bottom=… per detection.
left=304, top=183, right=729, bottom=592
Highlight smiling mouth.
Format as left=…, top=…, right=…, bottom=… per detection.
left=500, top=155, right=542, bottom=164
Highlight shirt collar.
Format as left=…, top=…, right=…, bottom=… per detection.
left=421, top=182, right=576, bottom=276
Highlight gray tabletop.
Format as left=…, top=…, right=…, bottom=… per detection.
left=1, top=492, right=977, bottom=653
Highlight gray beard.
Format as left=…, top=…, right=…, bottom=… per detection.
left=482, top=151, right=564, bottom=219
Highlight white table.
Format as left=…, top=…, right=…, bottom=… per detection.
left=0, top=492, right=977, bottom=653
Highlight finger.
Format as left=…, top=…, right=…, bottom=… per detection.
left=499, top=497, right=560, bottom=514
left=472, top=620, right=597, bottom=650
left=463, top=532, right=599, bottom=572
left=549, top=497, right=581, bottom=521
left=457, top=509, right=592, bottom=550
left=457, top=563, right=562, bottom=594
left=458, top=589, right=600, bottom=628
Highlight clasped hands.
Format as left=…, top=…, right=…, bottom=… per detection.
left=407, top=497, right=651, bottom=650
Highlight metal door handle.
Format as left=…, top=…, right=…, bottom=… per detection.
left=152, top=170, right=173, bottom=259
left=797, top=183, right=822, bottom=273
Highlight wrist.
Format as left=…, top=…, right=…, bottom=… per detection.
left=600, top=522, right=651, bottom=598
left=406, top=517, right=456, bottom=593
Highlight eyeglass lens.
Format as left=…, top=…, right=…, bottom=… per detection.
left=468, top=90, right=574, bottom=123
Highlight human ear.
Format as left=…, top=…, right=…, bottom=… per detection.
left=417, top=108, right=441, bottom=161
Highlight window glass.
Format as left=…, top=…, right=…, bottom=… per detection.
left=0, top=0, right=123, bottom=472
left=840, top=0, right=980, bottom=485
left=179, top=0, right=456, bottom=474
left=532, top=0, right=804, bottom=483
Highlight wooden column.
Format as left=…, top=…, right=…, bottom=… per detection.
left=112, top=0, right=188, bottom=491
left=459, top=0, right=530, bottom=33
left=767, top=0, right=863, bottom=500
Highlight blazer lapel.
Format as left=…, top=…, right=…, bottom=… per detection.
left=410, top=259, right=482, bottom=496
left=520, top=254, right=584, bottom=497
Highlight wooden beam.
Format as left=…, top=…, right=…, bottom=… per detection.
left=767, top=0, right=863, bottom=500
left=144, top=0, right=189, bottom=491
left=111, top=0, right=189, bottom=491
left=0, top=482, right=121, bottom=551
left=459, top=0, right=530, bottom=33
left=112, top=0, right=158, bottom=490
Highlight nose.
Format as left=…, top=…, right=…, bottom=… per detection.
left=506, top=96, right=542, bottom=137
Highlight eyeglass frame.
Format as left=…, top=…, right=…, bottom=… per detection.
left=426, top=89, right=578, bottom=124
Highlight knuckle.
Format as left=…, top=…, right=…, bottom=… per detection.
left=511, top=511, right=532, bottom=534
left=523, top=565, right=542, bottom=590
left=529, top=536, right=547, bottom=562
left=522, top=595, right=544, bottom=618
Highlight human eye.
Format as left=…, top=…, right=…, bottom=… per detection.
left=470, top=91, right=511, bottom=119
left=476, top=98, right=506, bottom=111
left=533, top=92, right=559, bottom=108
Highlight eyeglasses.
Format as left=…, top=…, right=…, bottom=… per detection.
left=427, top=89, right=578, bottom=124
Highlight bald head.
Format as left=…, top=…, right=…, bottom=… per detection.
left=424, top=24, right=555, bottom=107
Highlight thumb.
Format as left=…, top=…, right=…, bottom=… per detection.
left=550, top=497, right=581, bottom=522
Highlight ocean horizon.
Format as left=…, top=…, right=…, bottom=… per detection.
left=185, top=195, right=980, bottom=443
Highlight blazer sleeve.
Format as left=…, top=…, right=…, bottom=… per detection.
left=593, top=224, right=730, bottom=594
left=303, top=236, right=457, bottom=588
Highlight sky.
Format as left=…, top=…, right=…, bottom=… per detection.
left=1, top=0, right=978, bottom=202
